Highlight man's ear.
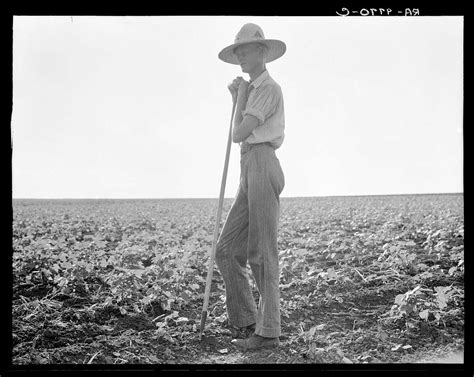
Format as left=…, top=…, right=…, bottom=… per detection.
left=259, top=44, right=269, bottom=62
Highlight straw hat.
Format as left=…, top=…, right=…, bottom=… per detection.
left=218, top=23, right=286, bottom=65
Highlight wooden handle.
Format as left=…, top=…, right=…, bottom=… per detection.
left=199, top=99, right=237, bottom=339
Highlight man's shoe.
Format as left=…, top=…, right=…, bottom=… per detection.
left=231, top=334, right=280, bottom=351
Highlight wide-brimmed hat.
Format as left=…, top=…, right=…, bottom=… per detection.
left=218, top=23, right=286, bottom=65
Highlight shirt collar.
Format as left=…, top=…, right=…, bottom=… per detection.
left=249, top=70, right=269, bottom=89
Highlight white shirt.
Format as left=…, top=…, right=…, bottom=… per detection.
left=242, top=70, right=285, bottom=149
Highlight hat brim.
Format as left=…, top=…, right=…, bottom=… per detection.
left=218, top=39, right=286, bottom=64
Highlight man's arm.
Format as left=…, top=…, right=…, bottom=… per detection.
left=230, top=79, right=259, bottom=143
left=233, top=116, right=260, bottom=143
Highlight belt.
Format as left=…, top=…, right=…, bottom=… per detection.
left=240, top=142, right=274, bottom=155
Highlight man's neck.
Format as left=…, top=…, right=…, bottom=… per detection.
left=248, top=65, right=266, bottom=82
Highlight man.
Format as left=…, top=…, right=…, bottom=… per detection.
left=215, top=23, right=286, bottom=351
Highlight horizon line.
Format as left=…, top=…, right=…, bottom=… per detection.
left=12, top=192, right=463, bottom=200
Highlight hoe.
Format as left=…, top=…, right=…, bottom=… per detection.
left=199, top=96, right=237, bottom=340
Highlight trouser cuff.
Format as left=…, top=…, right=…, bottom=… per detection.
left=228, top=316, right=257, bottom=329
left=255, top=325, right=281, bottom=338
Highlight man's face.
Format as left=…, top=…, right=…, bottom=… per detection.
left=234, top=43, right=265, bottom=73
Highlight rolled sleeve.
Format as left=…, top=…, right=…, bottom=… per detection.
left=242, top=108, right=265, bottom=125
left=242, top=85, right=280, bottom=126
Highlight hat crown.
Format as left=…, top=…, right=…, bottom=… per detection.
left=234, top=23, right=265, bottom=44
left=218, top=22, right=285, bottom=64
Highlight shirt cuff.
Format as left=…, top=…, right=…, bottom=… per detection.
left=242, top=107, right=265, bottom=126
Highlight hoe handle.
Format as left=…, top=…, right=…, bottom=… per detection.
left=199, top=99, right=237, bottom=339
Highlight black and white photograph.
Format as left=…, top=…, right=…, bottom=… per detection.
left=10, top=14, right=464, bottom=369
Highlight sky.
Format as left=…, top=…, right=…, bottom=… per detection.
left=11, top=16, right=463, bottom=199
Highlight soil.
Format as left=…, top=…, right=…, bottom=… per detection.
left=11, top=195, right=465, bottom=366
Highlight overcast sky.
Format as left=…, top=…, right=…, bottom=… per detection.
left=12, top=16, right=463, bottom=199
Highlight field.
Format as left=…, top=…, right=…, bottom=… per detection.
left=11, top=194, right=464, bottom=365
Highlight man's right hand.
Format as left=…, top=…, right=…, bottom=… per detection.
left=228, top=76, right=243, bottom=103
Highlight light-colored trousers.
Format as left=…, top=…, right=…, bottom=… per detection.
left=215, top=142, right=285, bottom=338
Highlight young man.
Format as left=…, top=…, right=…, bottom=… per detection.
left=215, top=23, right=286, bottom=350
